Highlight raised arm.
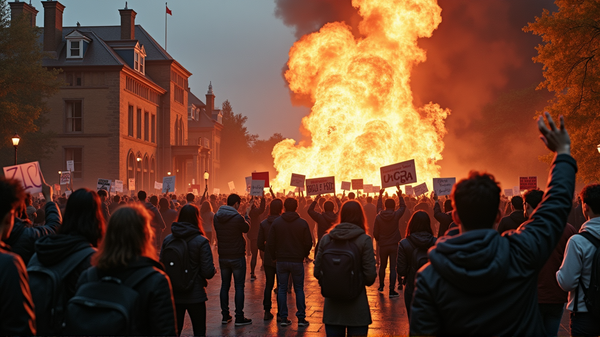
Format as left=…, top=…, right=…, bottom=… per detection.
left=394, top=188, right=407, bottom=222
left=307, top=196, right=320, bottom=222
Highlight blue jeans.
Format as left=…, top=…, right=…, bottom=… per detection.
left=219, top=258, right=246, bottom=319
left=538, top=303, right=563, bottom=336
left=325, top=324, right=369, bottom=336
left=276, top=261, right=306, bottom=319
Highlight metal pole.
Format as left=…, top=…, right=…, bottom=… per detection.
left=14, top=146, right=17, bottom=165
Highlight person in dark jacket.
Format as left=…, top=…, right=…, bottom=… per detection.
left=108, top=195, right=121, bottom=215
left=213, top=194, right=252, bottom=326
left=432, top=193, right=454, bottom=237
left=497, top=195, right=526, bottom=234
left=97, top=189, right=110, bottom=221
left=0, top=177, right=36, bottom=336
left=159, top=197, right=178, bottom=244
left=161, top=204, right=216, bottom=337
left=76, top=204, right=177, bottom=336
left=308, top=194, right=341, bottom=258
left=138, top=190, right=166, bottom=250
left=396, top=211, right=436, bottom=318
left=314, top=200, right=377, bottom=336
left=257, top=198, right=283, bottom=320
left=267, top=197, right=312, bottom=327
left=28, top=188, right=105, bottom=335
left=248, top=195, right=266, bottom=280
left=410, top=113, right=576, bottom=336
left=373, top=186, right=406, bottom=297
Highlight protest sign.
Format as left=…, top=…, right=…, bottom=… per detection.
left=162, top=176, right=176, bottom=193
left=60, top=171, right=71, bottom=185
left=154, top=181, right=163, bottom=190
left=290, top=173, right=306, bottom=188
left=433, top=178, right=456, bottom=196
left=513, top=186, right=520, bottom=196
left=213, top=188, right=220, bottom=195
left=110, top=181, right=116, bottom=195
left=66, top=160, right=74, bottom=172
left=504, top=189, right=513, bottom=197
left=65, top=190, right=72, bottom=197
left=3, top=161, right=43, bottom=194
left=341, top=181, right=351, bottom=191
left=128, top=178, right=135, bottom=191
left=519, top=176, right=537, bottom=191
left=413, top=182, right=429, bottom=196
left=373, top=186, right=381, bottom=193
left=306, top=176, right=336, bottom=196
left=252, top=172, right=270, bottom=188
left=405, top=185, right=414, bottom=196
left=97, top=179, right=111, bottom=191
left=351, top=179, right=363, bottom=190
left=193, top=189, right=198, bottom=195
left=380, top=159, right=417, bottom=188
left=228, top=181, right=235, bottom=191
left=250, top=180, right=265, bottom=196
left=245, top=176, right=252, bottom=191
left=114, top=180, right=124, bottom=193
left=363, top=184, right=373, bottom=194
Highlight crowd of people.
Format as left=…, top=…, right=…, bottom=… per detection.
left=1, top=113, right=600, bottom=336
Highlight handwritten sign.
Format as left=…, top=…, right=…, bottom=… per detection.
left=66, top=160, right=74, bottom=172
left=519, top=176, right=537, bottom=191
left=252, top=172, right=270, bottom=188
left=162, top=176, right=176, bottom=193
left=341, top=181, right=351, bottom=191
left=351, top=179, right=363, bottom=190
left=228, top=181, right=235, bottom=191
left=3, top=161, right=44, bottom=194
left=213, top=188, right=220, bottom=195
left=154, top=181, right=163, bottom=190
left=115, top=180, right=124, bottom=193
left=290, top=173, right=306, bottom=188
left=433, top=178, right=456, bottom=196
left=504, top=189, right=513, bottom=197
left=413, top=182, right=429, bottom=196
left=363, top=184, right=373, bottom=193
left=128, top=178, right=135, bottom=191
left=97, top=179, right=111, bottom=191
left=250, top=180, right=265, bottom=196
left=405, top=185, right=414, bottom=196
left=60, top=171, right=71, bottom=185
left=306, top=176, right=336, bottom=196
left=380, top=159, right=417, bottom=188
left=513, top=186, right=519, bottom=196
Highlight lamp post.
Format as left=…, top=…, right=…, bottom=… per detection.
left=204, top=171, right=209, bottom=191
left=11, top=133, right=20, bottom=165
left=58, top=171, right=62, bottom=185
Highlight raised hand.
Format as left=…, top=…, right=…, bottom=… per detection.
left=538, top=112, right=570, bottom=155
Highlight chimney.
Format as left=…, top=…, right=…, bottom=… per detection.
left=9, top=1, right=39, bottom=27
left=42, top=1, right=65, bottom=54
left=119, top=6, right=136, bottom=40
left=206, top=82, right=215, bottom=114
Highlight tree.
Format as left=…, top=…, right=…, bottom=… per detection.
left=0, top=0, right=62, bottom=167
left=525, top=0, right=600, bottom=183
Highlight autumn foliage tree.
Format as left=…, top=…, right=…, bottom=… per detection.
left=525, top=0, right=600, bottom=182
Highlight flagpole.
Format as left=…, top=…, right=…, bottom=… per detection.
left=165, top=2, right=168, bottom=51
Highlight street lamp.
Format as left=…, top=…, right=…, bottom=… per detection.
left=167, top=171, right=171, bottom=176
left=58, top=171, right=62, bottom=184
left=11, top=133, right=20, bottom=165
left=204, top=171, right=209, bottom=190
left=597, top=144, right=600, bottom=154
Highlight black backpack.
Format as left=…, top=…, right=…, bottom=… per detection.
left=318, top=238, right=363, bottom=300
left=160, top=235, right=199, bottom=292
left=574, top=232, right=600, bottom=318
left=401, top=236, right=432, bottom=287
left=63, top=266, right=156, bottom=336
left=26, top=247, right=96, bottom=335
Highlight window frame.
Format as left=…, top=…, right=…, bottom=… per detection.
left=128, top=105, right=134, bottom=137
left=144, top=111, right=149, bottom=141
left=67, top=40, right=83, bottom=59
left=65, top=99, right=83, bottom=133
left=136, top=108, right=142, bottom=139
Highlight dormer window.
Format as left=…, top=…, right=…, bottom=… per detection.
left=65, top=30, right=91, bottom=59
left=134, top=44, right=146, bottom=75
left=70, top=41, right=80, bottom=57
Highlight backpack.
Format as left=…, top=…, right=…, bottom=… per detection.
left=401, top=236, right=432, bottom=287
left=63, top=266, right=156, bottom=336
left=160, top=234, right=199, bottom=292
left=318, top=237, right=363, bottom=300
left=26, top=247, right=96, bottom=335
left=574, top=231, right=600, bottom=317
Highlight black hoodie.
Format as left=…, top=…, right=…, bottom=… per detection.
left=397, top=231, right=436, bottom=289
left=257, top=215, right=279, bottom=267
left=497, top=210, right=526, bottom=234
left=267, top=212, right=312, bottom=263
left=213, top=206, right=250, bottom=259
left=374, top=196, right=407, bottom=247
left=307, top=199, right=341, bottom=240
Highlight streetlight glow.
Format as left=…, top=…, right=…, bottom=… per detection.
left=11, top=133, right=20, bottom=147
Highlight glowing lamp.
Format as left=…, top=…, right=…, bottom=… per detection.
left=11, top=133, right=20, bottom=147
left=167, top=171, right=171, bottom=176
left=204, top=171, right=209, bottom=180
left=597, top=144, right=600, bottom=154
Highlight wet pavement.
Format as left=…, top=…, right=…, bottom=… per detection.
left=180, top=246, right=571, bottom=336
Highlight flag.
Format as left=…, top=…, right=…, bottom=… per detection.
left=166, top=5, right=172, bottom=15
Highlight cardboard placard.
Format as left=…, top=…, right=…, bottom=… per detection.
left=250, top=180, right=265, bottom=196
left=128, top=178, right=135, bottom=191
left=245, top=176, right=252, bottom=191
left=433, top=178, right=456, bottom=196
left=413, top=182, right=429, bottom=196
left=405, top=185, right=414, bottom=196
left=114, top=180, right=124, bottom=193
left=3, top=161, right=44, bottom=194
left=193, top=189, right=198, bottom=195
left=380, top=159, right=417, bottom=188
left=290, top=173, right=306, bottom=188
left=513, top=186, right=520, bottom=196
left=504, top=189, right=514, bottom=197
left=306, top=176, right=336, bottom=196
left=162, top=176, right=176, bottom=193
left=228, top=181, right=235, bottom=191
left=341, top=181, right=351, bottom=191
left=351, top=179, right=363, bottom=190
left=252, top=172, right=270, bottom=188
left=373, top=186, right=380, bottom=193
left=213, top=188, right=221, bottom=195
left=97, top=179, right=111, bottom=191
left=363, top=184, right=373, bottom=193
left=66, top=160, right=74, bottom=172
left=154, top=181, right=163, bottom=190
left=519, top=176, right=537, bottom=191
left=60, top=171, right=71, bottom=185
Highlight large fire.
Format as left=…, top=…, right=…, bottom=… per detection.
left=272, top=0, right=450, bottom=191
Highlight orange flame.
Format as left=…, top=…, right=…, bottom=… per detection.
left=272, top=0, right=449, bottom=191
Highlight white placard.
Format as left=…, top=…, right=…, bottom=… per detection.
left=60, top=171, right=71, bottom=185
left=513, top=186, right=520, bottom=196
left=213, top=188, right=221, bottom=195
left=97, top=178, right=111, bottom=191
left=228, top=181, right=235, bottom=191
left=128, top=178, right=135, bottom=191
left=290, top=173, right=306, bottom=188
left=250, top=180, right=265, bottom=196
left=504, top=189, right=514, bottom=197
left=306, top=176, right=336, bottom=196
left=154, top=181, right=163, bottom=189
left=433, top=177, right=456, bottom=196
left=66, top=160, right=74, bottom=172
left=245, top=176, right=252, bottom=191
left=405, top=185, right=414, bottom=196
left=363, top=184, right=373, bottom=193
left=413, top=182, right=429, bottom=196
left=3, top=161, right=43, bottom=194
left=162, top=176, right=176, bottom=193
left=115, top=180, right=124, bottom=193
left=341, top=181, right=351, bottom=191
left=380, top=159, right=417, bottom=188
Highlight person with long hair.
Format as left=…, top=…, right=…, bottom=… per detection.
left=396, top=210, right=436, bottom=317
left=161, top=204, right=216, bottom=336
left=75, top=204, right=177, bottom=335
left=314, top=200, right=377, bottom=336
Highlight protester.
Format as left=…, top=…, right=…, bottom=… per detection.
left=109, top=194, right=121, bottom=215
left=0, top=177, right=36, bottom=336
left=396, top=211, right=436, bottom=317
left=308, top=194, right=341, bottom=258
left=432, top=193, right=454, bottom=237
left=257, top=198, right=283, bottom=321
left=267, top=197, right=312, bottom=327
left=374, top=186, right=406, bottom=297
left=161, top=204, right=216, bottom=336
left=200, top=200, right=215, bottom=244
left=138, top=190, right=166, bottom=250
left=71, top=205, right=177, bottom=335
left=497, top=195, right=526, bottom=233
left=248, top=194, right=266, bottom=280
left=97, top=189, right=110, bottom=221
left=213, top=194, right=252, bottom=326
left=159, top=197, right=178, bottom=243
left=25, top=193, right=37, bottom=222
left=314, top=200, right=377, bottom=336
left=557, top=183, right=600, bottom=336
left=409, top=113, right=575, bottom=335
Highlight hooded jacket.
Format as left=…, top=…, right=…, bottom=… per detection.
left=410, top=154, right=577, bottom=336
left=434, top=202, right=454, bottom=237
left=497, top=210, right=527, bottom=234
left=213, top=205, right=250, bottom=259
left=397, top=231, right=436, bottom=290
left=374, top=195, right=406, bottom=247
left=313, top=223, right=376, bottom=326
left=308, top=198, right=341, bottom=240
left=248, top=197, right=266, bottom=240
left=161, top=222, right=216, bottom=303
left=0, top=242, right=35, bottom=336
left=257, top=215, right=279, bottom=267
left=267, top=211, right=312, bottom=263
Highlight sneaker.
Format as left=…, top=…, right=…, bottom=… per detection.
left=378, top=286, right=384, bottom=292
left=389, top=290, right=399, bottom=298
left=264, top=311, right=274, bottom=320
left=235, top=317, right=252, bottom=326
left=298, top=319, right=310, bottom=327
left=222, top=315, right=232, bottom=324
left=279, top=318, right=292, bottom=326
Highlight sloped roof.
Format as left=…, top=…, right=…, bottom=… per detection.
left=188, top=91, right=205, bottom=107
